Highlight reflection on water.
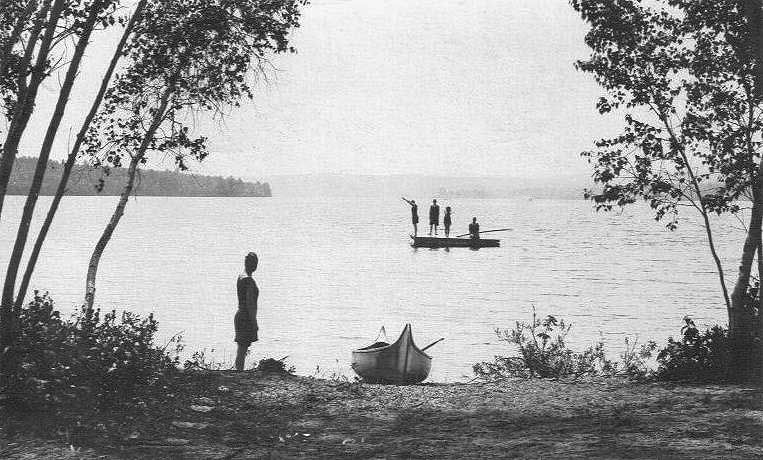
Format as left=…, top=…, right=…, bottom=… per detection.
left=0, top=196, right=741, bottom=381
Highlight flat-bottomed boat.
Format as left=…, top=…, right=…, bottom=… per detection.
left=410, top=235, right=500, bottom=248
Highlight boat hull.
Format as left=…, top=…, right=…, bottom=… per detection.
left=351, top=324, right=432, bottom=384
left=410, top=235, right=500, bottom=248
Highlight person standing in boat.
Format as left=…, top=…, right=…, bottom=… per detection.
left=235, top=252, right=259, bottom=371
left=429, top=199, right=440, bottom=235
left=469, top=217, right=480, bottom=240
left=443, top=206, right=452, bottom=237
left=401, top=197, right=419, bottom=236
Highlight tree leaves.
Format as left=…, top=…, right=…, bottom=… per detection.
left=573, top=0, right=763, bottom=229
left=84, top=0, right=306, bottom=171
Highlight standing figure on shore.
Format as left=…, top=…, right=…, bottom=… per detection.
left=429, top=199, right=440, bottom=235
left=469, top=217, right=480, bottom=240
left=402, top=197, right=419, bottom=236
left=443, top=206, right=452, bottom=237
left=235, top=252, right=259, bottom=371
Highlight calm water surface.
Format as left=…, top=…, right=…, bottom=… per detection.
left=0, top=196, right=742, bottom=381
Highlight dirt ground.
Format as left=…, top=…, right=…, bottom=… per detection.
left=2, top=370, right=762, bottom=459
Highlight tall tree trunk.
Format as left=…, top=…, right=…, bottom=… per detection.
left=3, top=1, right=103, bottom=320
left=84, top=86, right=173, bottom=309
left=0, top=0, right=62, bottom=222
left=742, top=0, right=763, bottom=368
left=729, top=191, right=762, bottom=335
left=0, top=0, right=60, bottom=387
left=743, top=0, right=763, bottom=99
left=15, top=0, right=146, bottom=309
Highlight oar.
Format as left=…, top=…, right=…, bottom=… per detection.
left=455, top=228, right=512, bottom=238
left=421, top=337, right=445, bottom=352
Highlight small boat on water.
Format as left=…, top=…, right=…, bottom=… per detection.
left=351, top=324, right=433, bottom=384
left=410, top=235, right=500, bottom=248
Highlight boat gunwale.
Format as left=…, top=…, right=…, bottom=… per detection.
left=352, top=325, right=432, bottom=360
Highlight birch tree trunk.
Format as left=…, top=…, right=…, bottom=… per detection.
left=84, top=86, right=173, bottom=310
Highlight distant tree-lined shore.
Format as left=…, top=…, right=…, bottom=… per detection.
left=7, top=157, right=271, bottom=197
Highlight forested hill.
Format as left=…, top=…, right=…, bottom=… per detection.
left=7, top=157, right=271, bottom=197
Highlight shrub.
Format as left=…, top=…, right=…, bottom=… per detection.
left=620, top=336, right=657, bottom=379
left=255, top=357, right=295, bottom=374
left=473, top=308, right=655, bottom=381
left=654, top=316, right=733, bottom=382
left=5, top=292, right=180, bottom=410
left=184, top=349, right=226, bottom=371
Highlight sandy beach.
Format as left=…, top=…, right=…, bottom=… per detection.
left=2, top=370, right=762, bottom=459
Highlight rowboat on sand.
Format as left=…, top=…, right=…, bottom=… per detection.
left=410, top=235, right=500, bottom=248
left=351, top=324, right=435, bottom=384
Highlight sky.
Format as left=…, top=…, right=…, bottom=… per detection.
left=21, top=0, right=622, bottom=180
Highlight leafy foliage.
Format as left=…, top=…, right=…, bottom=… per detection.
left=653, top=316, right=748, bottom=382
left=572, top=0, right=763, bottom=229
left=4, top=292, right=180, bottom=409
left=571, top=0, right=763, bottom=369
left=0, top=0, right=125, bottom=122
left=85, top=0, right=306, bottom=172
left=475, top=308, right=759, bottom=383
left=472, top=308, right=655, bottom=381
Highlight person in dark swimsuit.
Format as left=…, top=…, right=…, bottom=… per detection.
left=469, top=217, right=480, bottom=240
left=235, top=252, right=259, bottom=371
left=443, top=206, right=452, bottom=237
left=402, top=197, right=419, bottom=236
left=429, top=199, right=440, bottom=235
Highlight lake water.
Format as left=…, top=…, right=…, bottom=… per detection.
left=0, top=196, right=743, bottom=381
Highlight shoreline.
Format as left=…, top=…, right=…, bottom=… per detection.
left=3, top=370, right=762, bottom=459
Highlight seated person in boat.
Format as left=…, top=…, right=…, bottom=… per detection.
left=469, top=217, right=480, bottom=239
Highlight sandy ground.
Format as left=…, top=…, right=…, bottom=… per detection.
left=2, top=370, right=762, bottom=459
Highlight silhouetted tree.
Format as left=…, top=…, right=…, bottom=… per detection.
left=572, top=0, right=763, bottom=375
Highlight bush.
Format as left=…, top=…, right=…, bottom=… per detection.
left=5, top=292, right=180, bottom=410
left=184, top=349, right=226, bottom=371
left=472, top=308, right=655, bottom=381
left=255, top=357, right=295, bottom=374
left=474, top=309, right=760, bottom=384
left=473, top=308, right=654, bottom=381
left=654, top=316, right=733, bottom=382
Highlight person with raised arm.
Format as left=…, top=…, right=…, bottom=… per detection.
left=402, top=197, right=419, bottom=236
